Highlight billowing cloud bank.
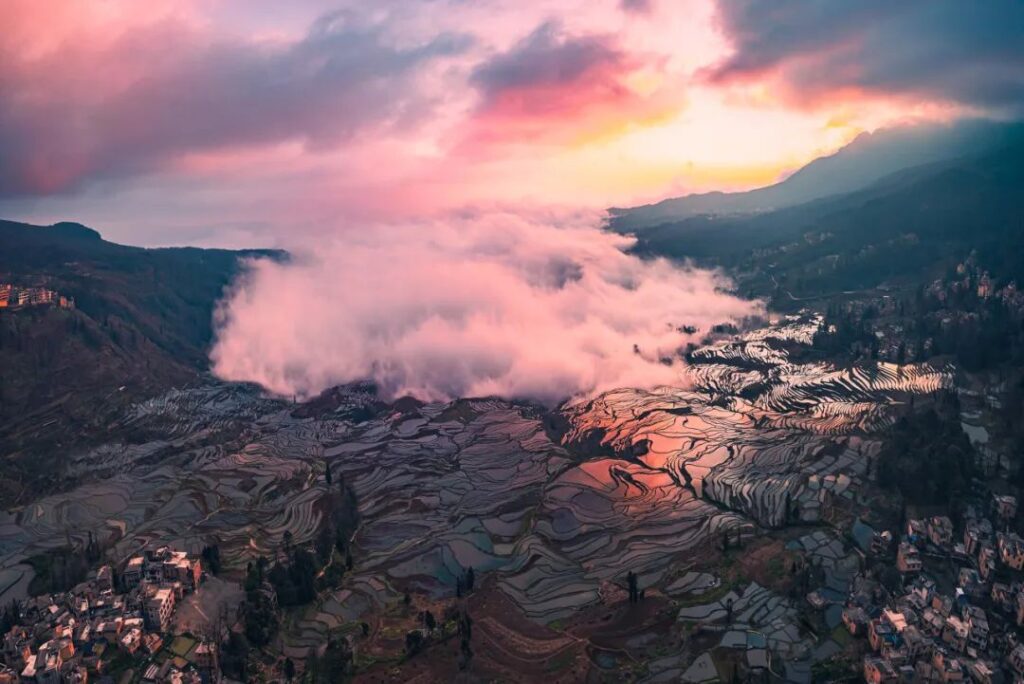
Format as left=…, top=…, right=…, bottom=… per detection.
left=210, top=213, right=761, bottom=404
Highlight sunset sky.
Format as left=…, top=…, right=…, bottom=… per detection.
left=2, top=0, right=1021, bottom=247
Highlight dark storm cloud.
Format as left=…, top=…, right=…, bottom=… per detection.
left=0, top=12, right=470, bottom=197
left=708, top=0, right=1024, bottom=111
left=470, top=21, right=626, bottom=102
left=620, top=0, right=653, bottom=15
left=462, top=21, right=679, bottom=147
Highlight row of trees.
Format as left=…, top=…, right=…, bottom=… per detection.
left=28, top=531, right=105, bottom=596
left=237, top=467, right=360, bottom=656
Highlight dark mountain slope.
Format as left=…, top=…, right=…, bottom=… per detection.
left=0, top=220, right=282, bottom=503
left=633, top=141, right=1024, bottom=304
left=610, top=119, right=1024, bottom=234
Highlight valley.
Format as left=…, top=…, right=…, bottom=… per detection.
left=0, top=312, right=960, bottom=680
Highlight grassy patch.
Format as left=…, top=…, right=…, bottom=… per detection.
left=544, top=648, right=576, bottom=672
left=379, top=624, right=406, bottom=640
left=336, top=621, right=363, bottom=636
left=169, top=635, right=196, bottom=658
left=831, top=625, right=853, bottom=647
left=353, top=652, right=403, bottom=671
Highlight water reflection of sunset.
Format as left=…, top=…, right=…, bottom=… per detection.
left=564, top=315, right=955, bottom=526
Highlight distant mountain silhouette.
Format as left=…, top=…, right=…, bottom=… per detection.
left=632, top=135, right=1024, bottom=303
left=610, top=119, right=1024, bottom=233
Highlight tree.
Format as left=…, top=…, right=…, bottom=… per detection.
left=876, top=396, right=975, bottom=505
left=305, top=652, right=321, bottom=684
left=243, top=562, right=259, bottom=593
left=221, top=632, right=250, bottom=681
left=405, top=630, right=424, bottom=657
left=423, top=610, right=436, bottom=632
left=457, top=611, right=473, bottom=641
left=324, top=461, right=332, bottom=485
left=283, top=657, right=296, bottom=682
left=459, top=636, right=473, bottom=670
left=201, top=544, right=222, bottom=576
left=458, top=613, right=474, bottom=670
left=269, top=547, right=318, bottom=606
left=243, top=590, right=279, bottom=646
left=322, top=636, right=352, bottom=680
left=626, top=571, right=640, bottom=604
left=314, top=521, right=335, bottom=566
left=0, top=601, right=19, bottom=633
left=283, top=530, right=293, bottom=555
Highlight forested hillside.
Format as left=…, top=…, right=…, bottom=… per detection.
left=632, top=141, right=1024, bottom=302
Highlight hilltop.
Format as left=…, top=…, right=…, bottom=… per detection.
left=628, top=135, right=1024, bottom=306
left=610, top=119, right=1024, bottom=235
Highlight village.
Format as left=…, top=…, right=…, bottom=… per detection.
left=0, top=285, right=74, bottom=312
left=843, top=493, right=1024, bottom=683
left=0, top=547, right=219, bottom=684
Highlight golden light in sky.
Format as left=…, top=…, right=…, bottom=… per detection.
left=0, top=0, right=1004, bottom=246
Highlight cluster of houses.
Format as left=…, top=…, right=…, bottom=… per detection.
left=0, top=285, right=74, bottom=312
left=926, top=257, right=1024, bottom=317
left=0, top=547, right=216, bottom=684
left=850, top=494, right=1024, bottom=683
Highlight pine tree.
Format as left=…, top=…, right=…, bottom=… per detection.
left=626, top=571, right=639, bottom=604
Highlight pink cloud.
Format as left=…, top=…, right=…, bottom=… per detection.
left=210, top=210, right=762, bottom=403
left=704, top=0, right=1024, bottom=114
left=460, top=21, right=683, bottom=149
left=0, top=4, right=469, bottom=196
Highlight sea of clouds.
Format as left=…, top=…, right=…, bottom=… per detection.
left=210, top=211, right=762, bottom=404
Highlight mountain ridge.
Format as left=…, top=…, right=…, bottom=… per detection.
left=631, top=137, right=1024, bottom=308
left=609, top=118, right=1024, bottom=233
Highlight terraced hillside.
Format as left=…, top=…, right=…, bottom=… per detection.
left=0, top=314, right=954, bottom=674
left=0, top=220, right=284, bottom=505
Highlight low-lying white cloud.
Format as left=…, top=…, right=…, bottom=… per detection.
left=210, top=211, right=762, bottom=403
